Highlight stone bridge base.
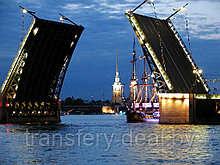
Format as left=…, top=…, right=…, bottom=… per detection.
left=159, top=93, right=220, bottom=124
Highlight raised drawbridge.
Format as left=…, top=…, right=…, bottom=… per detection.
left=0, top=8, right=84, bottom=123
left=125, top=2, right=220, bottom=124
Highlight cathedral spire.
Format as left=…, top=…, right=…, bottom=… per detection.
left=112, top=47, right=122, bottom=104
left=116, top=47, right=118, bottom=73
left=115, top=47, right=120, bottom=82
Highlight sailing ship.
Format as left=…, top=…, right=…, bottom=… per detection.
left=126, top=38, right=159, bottom=123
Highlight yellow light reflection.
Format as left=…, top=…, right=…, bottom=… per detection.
left=158, top=93, right=189, bottom=99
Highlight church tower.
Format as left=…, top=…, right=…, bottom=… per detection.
left=112, top=48, right=122, bottom=104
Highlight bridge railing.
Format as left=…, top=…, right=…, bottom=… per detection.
left=168, top=20, right=210, bottom=93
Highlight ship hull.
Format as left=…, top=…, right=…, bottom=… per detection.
left=126, top=110, right=146, bottom=123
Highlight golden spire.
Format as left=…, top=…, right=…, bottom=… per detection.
left=116, top=47, right=118, bottom=73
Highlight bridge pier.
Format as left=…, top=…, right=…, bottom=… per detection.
left=159, top=93, right=220, bottom=124
left=7, top=116, right=61, bottom=124
left=0, top=95, right=8, bottom=124
left=0, top=95, right=61, bottom=124
left=0, top=108, right=8, bottom=124
left=0, top=110, right=60, bottom=124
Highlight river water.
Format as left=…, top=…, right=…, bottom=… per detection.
left=0, top=115, right=220, bottom=164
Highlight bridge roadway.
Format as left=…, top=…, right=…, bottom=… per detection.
left=130, top=13, right=209, bottom=93
left=126, top=12, right=220, bottom=124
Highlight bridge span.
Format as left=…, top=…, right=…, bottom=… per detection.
left=125, top=9, right=220, bottom=124
left=0, top=11, right=84, bottom=123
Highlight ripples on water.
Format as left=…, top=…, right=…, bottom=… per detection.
left=0, top=115, right=220, bottom=164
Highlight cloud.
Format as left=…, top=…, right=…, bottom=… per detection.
left=62, top=4, right=80, bottom=10
left=62, top=3, right=95, bottom=10
left=137, top=0, right=220, bottom=40
left=16, top=0, right=44, bottom=8
left=59, top=0, right=220, bottom=40
left=122, top=0, right=220, bottom=40
left=198, top=33, right=220, bottom=40
left=61, top=3, right=95, bottom=13
left=95, top=2, right=134, bottom=14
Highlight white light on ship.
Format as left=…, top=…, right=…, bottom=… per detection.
left=130, top=81, right=136, bottom=87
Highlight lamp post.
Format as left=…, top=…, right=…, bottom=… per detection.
left=19, top=6, right=37, bottom=18
left=59, top=14, right=77, bottom=25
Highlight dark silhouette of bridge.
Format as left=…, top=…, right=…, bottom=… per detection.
left=0, top=12, right=84, bottom=123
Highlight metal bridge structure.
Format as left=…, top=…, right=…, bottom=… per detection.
left=0, top=11, right=84, bottom=123
left=125, top=3, right=220, bottom=124
left=125, top=12, right=210, bottom=94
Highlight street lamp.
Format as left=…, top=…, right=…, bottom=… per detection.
left=59, top=14, right=77, bottom=25
left=19, top=6, right=37, bottom=18
left=22, top=8, right=27, bottom=14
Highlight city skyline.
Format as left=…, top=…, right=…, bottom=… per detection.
left=0, top=0, right=220, bottom=100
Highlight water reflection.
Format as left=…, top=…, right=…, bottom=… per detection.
left=124, top=124, right=217, bottom=164
left=0, top=115, right=220, bottom=164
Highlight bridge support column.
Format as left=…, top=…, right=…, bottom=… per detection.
left=0, top=95, right=9, bottom=124
left=159, top=93, right=220, bottom=124
left=159, top=93, right=191, bottom=124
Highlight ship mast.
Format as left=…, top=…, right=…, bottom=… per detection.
left=130, top=37, right=138, bottom=107
left=142, top=57, right=148, bottom=103
left=132, top=37, right=137, bottom=80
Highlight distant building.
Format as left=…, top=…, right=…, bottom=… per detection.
left=112, top=48, right=122, bottom=104
left=102, top=106, right=115, bottom=114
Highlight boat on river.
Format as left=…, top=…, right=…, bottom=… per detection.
left=126, top=38, right=159, bottom=123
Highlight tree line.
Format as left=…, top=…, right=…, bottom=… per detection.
left=61, top=97, right=111, bottom=106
